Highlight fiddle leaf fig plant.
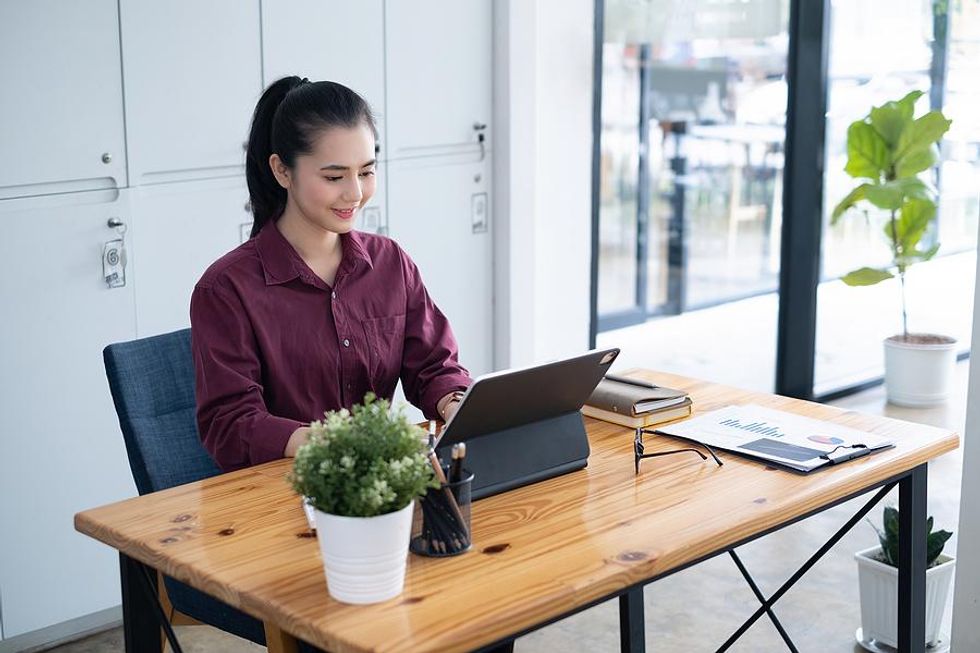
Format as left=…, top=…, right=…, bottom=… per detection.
left=870, top=505, right=953, bottom=568
left=831, top=91, right=952, bottom=338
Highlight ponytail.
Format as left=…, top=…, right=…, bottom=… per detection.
left=245, top=76, right=378, bottom=237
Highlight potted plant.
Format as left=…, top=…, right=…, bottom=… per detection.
left=832, top=91, right=955, bottom=406
left=855, top=506, right=954, bottom=650
left=290, top=394, right=437, bottom=604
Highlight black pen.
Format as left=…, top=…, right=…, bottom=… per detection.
left=604, top=374, right=660, bottom=389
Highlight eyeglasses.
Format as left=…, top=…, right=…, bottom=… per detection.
left=634, top=428, right=723, bottom=475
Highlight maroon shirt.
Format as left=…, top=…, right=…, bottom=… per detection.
left=190, top=222, right=471, bottom=472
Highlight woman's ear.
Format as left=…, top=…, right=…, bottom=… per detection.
left=269, top=154, right=291, bottom=190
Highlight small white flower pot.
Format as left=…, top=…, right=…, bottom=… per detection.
left=855, top=545, right=955, bottom=649
left=313, top=501, right=414, bottom=604
left=883, top=335, right=957, bottom=407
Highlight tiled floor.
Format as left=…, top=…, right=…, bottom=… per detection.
left=46, top=363, right=969, bottom=653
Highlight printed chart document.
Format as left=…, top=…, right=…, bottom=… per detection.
left=656, top=404, right=894, bottom=472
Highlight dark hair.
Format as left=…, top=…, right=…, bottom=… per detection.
left=245, top=76, right=378, bottom=236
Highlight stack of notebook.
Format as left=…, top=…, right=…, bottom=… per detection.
left=582, top=374, right=692, bottom=428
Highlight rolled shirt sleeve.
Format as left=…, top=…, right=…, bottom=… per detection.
left=191, top=280, right=304, bottom=471
left=397, top=246, right=472, bottom=419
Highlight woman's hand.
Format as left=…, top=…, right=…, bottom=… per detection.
left=283, top=426, right=312, bottom=457
left=437, top=391, right=464, bottom=423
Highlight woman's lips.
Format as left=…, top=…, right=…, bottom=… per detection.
left=332, top=207, right=356, bottom=220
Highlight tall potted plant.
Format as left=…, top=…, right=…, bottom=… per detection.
left=855, top=506, right=954, bottom=650
left=832, top=91, right=954, bottom=406
left=291, top=394, right=437, bottom=604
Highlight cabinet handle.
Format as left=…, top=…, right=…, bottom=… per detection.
left=104, top=218, right=128, bottom=289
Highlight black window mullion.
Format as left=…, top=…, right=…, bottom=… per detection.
left=775, top=0, right=831, bottom=399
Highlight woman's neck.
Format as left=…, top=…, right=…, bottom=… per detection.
left=277, top=208, right=342, bottom=261
left=276, top=208, right=343, bottom=284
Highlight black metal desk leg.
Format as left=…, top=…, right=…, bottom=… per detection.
left=619, top=587, right=645, bottom=653
left=898, top=464, right=928, bottom=653
left=120, top=553, right=162, bottom=653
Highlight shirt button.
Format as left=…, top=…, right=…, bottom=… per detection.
left=343, top=338, right=350, bottom=347
left=331, top=291, right=337, bottom=300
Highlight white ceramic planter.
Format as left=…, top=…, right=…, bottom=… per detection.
left=855, top=545, right=955, bottom=649
left=883, top=335, right=956, bottom=407
left=313, top=501, right=414, bottom=604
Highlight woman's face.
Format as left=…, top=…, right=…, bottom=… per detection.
left=271, top=123, right=377, bottom=234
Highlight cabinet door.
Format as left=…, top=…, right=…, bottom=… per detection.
left=384, top=0, right=491, bottom=160
left=131, top=170, right=389, bottom=340
left=261, top=0, right=385, bottom=141
left=119, top=1, right=262, bottom=184
left=0, top=1, right=127, bottom=198
left=130, top=178, right=253, bottom=336
left=0, top=191, right=137, bottom=636
left=387, top=158, right=493, bottom=376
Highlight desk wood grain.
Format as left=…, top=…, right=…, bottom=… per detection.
left=75, top=372, right=959, bottom=653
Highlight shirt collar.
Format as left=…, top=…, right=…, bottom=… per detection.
left=255, top=221, right=374, bottom=286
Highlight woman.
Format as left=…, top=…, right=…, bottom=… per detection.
left=191, top=76, right=471, bottom=472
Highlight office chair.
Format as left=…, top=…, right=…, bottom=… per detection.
left=104, top=328, right=305, bottom=653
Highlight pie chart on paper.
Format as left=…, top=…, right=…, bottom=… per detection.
left=808, top=434, right=845, bottom=446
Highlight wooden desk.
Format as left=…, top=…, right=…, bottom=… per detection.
left=75, top=371, right=958, bottom=653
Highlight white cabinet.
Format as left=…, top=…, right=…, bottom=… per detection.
left=384, top=0, right=492, bottom=160
left=0, top=190, right=137, bottom=637
left=387, top=157, right=493, bottom=376
left=261, top=0, right=385, bottom=137
left=130, top=178, right=252, bottom=336
left=261, top=0, right=388, bottom=235
left=0, top=1, right=127, bottom=198
left=119, top=0, right=262, bottom=184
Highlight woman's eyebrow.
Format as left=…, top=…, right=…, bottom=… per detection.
left=319, top=159, right=377, bottom=171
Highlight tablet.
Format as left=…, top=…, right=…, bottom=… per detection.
left=435, top=347, right=620, bottom=499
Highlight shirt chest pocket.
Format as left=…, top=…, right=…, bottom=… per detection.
left=363, top=314, right=406, bottom=382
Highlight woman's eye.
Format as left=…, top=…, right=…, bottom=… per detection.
left=324, top=176, right=342, bottom=182
left=359, top=170, right=376, bottom=178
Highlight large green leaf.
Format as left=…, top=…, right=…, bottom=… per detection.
left=871, top=101, right=911, bottom=147
left=913, top=242, right=941, bottom=261
left=895, top=90, right=925, bottom=121
left=865, top=181, right=905, bottom=210
left=842, top=267, right=894, bottom=286
left=896, top=111, right=952, bottom=161
left=895, top=176, right=936, bottom=202
left=895, top=198, right=936, bottom=250
left=845, top=121, right=889, bottom=179
left=831, top=183, right=871, bottom=224
left=896, top=144, right=940, bottom=178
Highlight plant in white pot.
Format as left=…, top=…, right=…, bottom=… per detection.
left=832, top=91, right=955, bottom=406
left=290, top=394, right=437, bottom=604
left=855, top=506, right=954, bottom=650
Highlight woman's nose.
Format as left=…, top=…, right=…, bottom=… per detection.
left=342, top=178, right=363, bottom=203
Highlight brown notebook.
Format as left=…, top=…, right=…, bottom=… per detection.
left=586, top=377, right=689, bottom=416
left=582, top=399, right=693, bottom=428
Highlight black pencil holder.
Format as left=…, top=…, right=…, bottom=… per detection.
left=410, top=468, right=474, bottom=557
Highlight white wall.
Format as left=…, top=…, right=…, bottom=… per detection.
left=952, top=245, right=980, bottom=647
left=493, top=0, right=594, bottom=369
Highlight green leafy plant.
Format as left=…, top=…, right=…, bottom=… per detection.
left=870, top=505, right=953, bottom=568
left=831, top=91, right=952, bottom=339
left=290, top=394, right=437, bottom=518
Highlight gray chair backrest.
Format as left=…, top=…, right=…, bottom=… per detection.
left=103, top=328, right=220, bottom=494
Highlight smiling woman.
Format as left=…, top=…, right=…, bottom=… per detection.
left=190, top=76, right=472, bottom=472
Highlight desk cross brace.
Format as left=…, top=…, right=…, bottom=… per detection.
left=716, top=481, right=896, bottom=653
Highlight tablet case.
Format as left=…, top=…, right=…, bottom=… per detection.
left=436, top=348, right=620, bottom=500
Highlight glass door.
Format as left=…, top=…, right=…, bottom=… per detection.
left=596, top=0, right=791, bottom=392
